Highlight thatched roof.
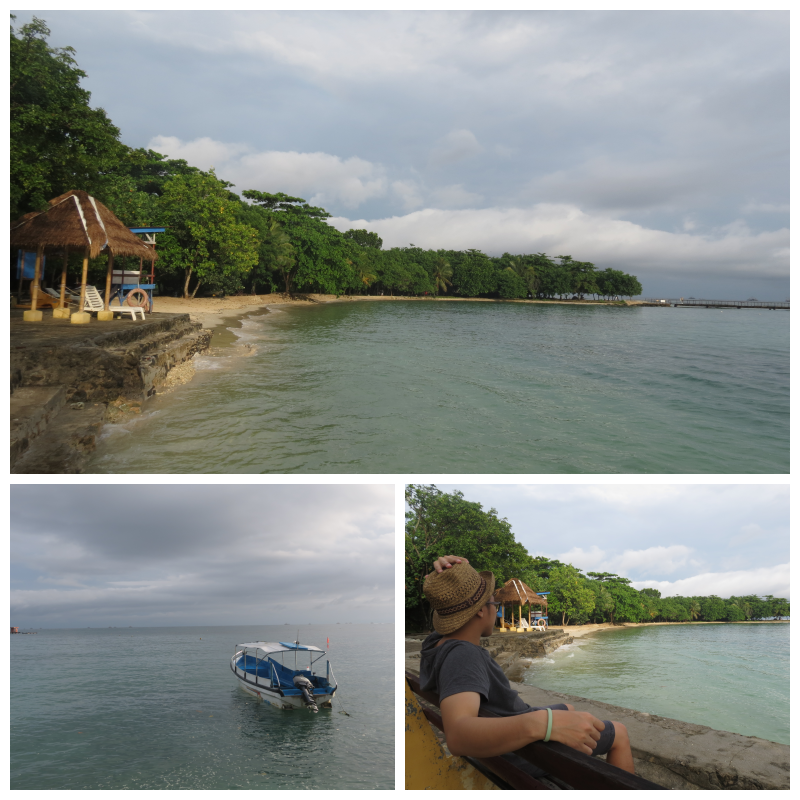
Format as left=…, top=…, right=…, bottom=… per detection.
left=9, top=190, right=158, bottom=261
left=494, top=578, right=546, bottom=606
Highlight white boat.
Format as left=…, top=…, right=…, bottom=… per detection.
left=230, top=639, right=337, bottom=712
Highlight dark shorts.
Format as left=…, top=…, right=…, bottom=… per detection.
left=535, top=704, right=616, bottom=756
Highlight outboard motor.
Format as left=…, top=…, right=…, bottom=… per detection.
left=293, top=675, right=318, bottom=713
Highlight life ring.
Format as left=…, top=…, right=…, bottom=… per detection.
left=125, top=288, right=151, bottom=312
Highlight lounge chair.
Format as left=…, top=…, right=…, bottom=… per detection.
left=83, top=285, right=145, bottom=320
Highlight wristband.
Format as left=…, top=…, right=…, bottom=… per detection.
left=544, top=708, right=553, bottom=743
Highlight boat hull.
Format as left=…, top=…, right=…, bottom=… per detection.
left=230, top=659, right=335, bottom=711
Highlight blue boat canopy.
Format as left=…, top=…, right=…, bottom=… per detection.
left=236, top=641, right=325, bottom=654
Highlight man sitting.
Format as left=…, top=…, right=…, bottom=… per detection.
left=419, top=555, right=635, bottom=774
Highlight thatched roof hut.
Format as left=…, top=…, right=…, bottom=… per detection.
left=10, top=190, right=157, bottom=322
left=10, top=190, right=157, bottom=261
left=494, top=579, right=546, bottom=606
left=495, top=578, right=547, bottom=630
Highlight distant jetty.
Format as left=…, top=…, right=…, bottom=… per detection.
left=637, top=298, right=789, bottom=310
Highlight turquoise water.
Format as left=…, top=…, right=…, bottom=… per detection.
left=88, top=301, right=788, bottom=473
left=523, top=623, right=789, bottom=744
left=10, top=624, right=393, bottom=790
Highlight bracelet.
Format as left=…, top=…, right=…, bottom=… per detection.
left=544, top=708, right=553, bottom=743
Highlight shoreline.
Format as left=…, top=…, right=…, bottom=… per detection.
left=152, top=292, right=639, bottom=329
left=562, top=619, right=789, bottom=639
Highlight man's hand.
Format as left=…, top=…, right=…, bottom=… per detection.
left=426, top=555, right=469, bottom=578
left=547, top=709, right=605, bottom=755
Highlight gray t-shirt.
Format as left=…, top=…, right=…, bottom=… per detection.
left=419, top=631, right=567, bottom=717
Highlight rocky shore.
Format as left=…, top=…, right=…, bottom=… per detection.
left=405, top=631, right=789, bottom=790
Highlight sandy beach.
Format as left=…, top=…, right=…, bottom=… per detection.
left=152, top=293, right=352, bottom=327
left=152, top=292, right=638, bottom=328
left=561, top=619, right=788, bottom=639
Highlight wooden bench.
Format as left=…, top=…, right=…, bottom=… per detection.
left=406, top=671, right=664, bottom=790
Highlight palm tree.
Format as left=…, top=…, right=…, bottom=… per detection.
left=260, top=218, right=295, bottom=294
left=346, top=255, right=376, bottom=292
left=689, top=600, right=701, bottom=621
left=505, top=256, right=537, bottom=296
left=432, top=256, right=453, bottom=295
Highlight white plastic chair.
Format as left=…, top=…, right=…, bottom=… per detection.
left=84, top=286, right=144, bottom=320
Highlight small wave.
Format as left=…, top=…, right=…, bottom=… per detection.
left=194, top=356, right=234, bottom=370
left=98, top=410, right=161, bottom=440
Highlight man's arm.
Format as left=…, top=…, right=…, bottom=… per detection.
left=441, top=692, right=605, bottom=759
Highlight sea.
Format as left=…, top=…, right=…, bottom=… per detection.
left=88, top=300, right=788, bottom=473
left=10, top=623, right=394, bottom=790
left=521, top=623, right=789, bottom=745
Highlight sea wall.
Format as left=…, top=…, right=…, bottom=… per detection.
left=513, top=682, right=789, bottom=790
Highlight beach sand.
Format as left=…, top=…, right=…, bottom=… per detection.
left=561, top=619, right=788, bottom=639
left=153, top=292, right=637, bottom=328
left=152, top=293, right=344, bottom=327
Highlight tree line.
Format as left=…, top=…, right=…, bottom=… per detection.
left=11, top=16, right=642, bottom=301
left=405, top=485, right=790, bottom=630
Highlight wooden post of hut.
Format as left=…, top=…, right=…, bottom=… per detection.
left=71, top=246, right=91, bottom=324
left=99, top=251, right=115, bottom=321
left=21, top=244, right=45, bottom=322
left=53, top=249, right=71, bottom=319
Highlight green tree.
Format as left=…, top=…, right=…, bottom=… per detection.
left=343, top=228, right=383, bottom=250
left=725, top=604, right=746, bottom=622
left=701, top=595, right=727, bottom=622
left=497, top=269, right=527, bottom=299
left=158, top=170, right=259, bottom=298
left=451, top=249, right=497, bottom=297
left=688, top=600, right=702, bottom=621
left=10, top=15, right=126, bottom=218
left=547, top=565, right=595, bottom=626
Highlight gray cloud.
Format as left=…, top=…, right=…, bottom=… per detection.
left=433, top=484, right=789, bottom=598
left=11, top=485, right=395, bottom=627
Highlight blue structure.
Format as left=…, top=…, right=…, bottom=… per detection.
left=112, top=227, right=166, bottom=310
left=16, top=250, right=45, bottom=280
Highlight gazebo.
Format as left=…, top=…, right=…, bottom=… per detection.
left=494, top=579, right=548, bottom=632
left=10, top=190, right=158, bottom=324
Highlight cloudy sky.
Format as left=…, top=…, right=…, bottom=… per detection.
left=10, top=484, right=394, bottom=628
left=14, top=9, right=788, bottom=298
left=435, top=484, right=789, bottom=600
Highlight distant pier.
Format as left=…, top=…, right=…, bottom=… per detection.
left=639, top=298, right=789, bottom=310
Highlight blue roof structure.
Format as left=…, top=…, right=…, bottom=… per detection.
left=129, top=227, right=166, bottom=233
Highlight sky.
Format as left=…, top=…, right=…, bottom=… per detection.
left=434, top=484, right=789, bottom=600
left=10, top=484, right=395, bottom=628
left=12, top=9, right=789, bottom=299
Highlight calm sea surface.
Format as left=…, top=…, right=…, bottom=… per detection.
left=523, top=623, right=789, bottom=744
left=10, top=624, right=394, bottom=790
left=88, top=301, right=788, bottom=473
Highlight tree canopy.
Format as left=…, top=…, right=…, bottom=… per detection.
left=404, top=486, right=790, bottom=631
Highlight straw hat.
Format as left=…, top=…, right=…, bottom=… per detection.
left=423, top=561, right=495, bottom=634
